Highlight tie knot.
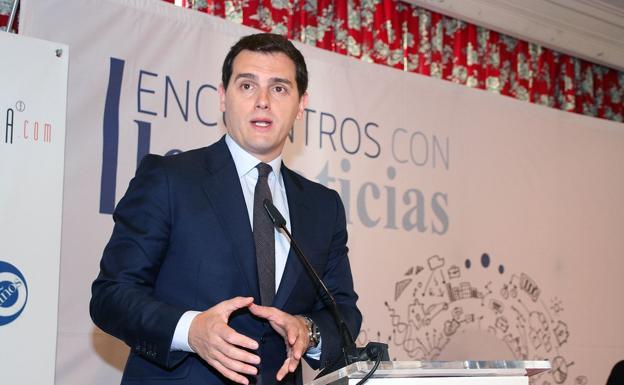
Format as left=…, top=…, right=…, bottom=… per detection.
left=256, top=163, right=272, bottom=178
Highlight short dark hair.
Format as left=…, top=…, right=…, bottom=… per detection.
left=222, top=33, right=308, bottom=97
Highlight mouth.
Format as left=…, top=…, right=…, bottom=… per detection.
left=250, top=118, right=273, bottom=130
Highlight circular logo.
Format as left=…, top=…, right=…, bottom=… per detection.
left=0, top=261, right=28, bottom=326
left=15, top=100, right=26, bottom=112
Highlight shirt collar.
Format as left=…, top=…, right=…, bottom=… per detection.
left=225, top=134, right=283, bottom=179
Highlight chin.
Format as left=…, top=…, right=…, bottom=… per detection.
left=242, top=140, right=271, bottom=155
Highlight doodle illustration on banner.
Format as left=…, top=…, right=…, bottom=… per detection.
left=375, top=253, right=587, bottom=385
left=0, top=260, right=28, bottom=326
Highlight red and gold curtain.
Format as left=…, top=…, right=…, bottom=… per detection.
left=3, top=0, right=622, bottom=122
left=0, top=7, right=15, bottom=33
left=170, top=0, right=624, bottom=123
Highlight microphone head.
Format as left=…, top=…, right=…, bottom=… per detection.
left=263, top=199, right=287, bottom=228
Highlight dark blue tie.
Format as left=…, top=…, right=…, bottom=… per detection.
left=253, top=163, right=275, bottom=306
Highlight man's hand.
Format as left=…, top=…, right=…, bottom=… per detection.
left=188, top=297, right=260, bottom=385
left=248, top=303, right=310, bottom=381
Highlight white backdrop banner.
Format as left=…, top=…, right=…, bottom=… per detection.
left=20, top=0, right=624, bottom=384
left=0, top=32, right=68, bottom=384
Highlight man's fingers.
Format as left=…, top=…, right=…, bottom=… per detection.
left=276, top=356, right=301, bottom=380
left=193, top=334, right=259, bottom=374
left=208, top=357, right=251, bottom=385
left=220, top=324, right=259, bottom=351
left=292, top=344, right=303, bottom=360
left=248, top=304, right=308, bottom=379
left=291, top=330, right=308, bottom=360
left=218, top=336, right=261, bottom=365
left=289, top=354, right=301, bottom=372
left=286, top=323, right=299, bottom=346
left=248, top=303, right=277, bottom=320
left=213, top=349, right=258, bottom=376
left=276, top=357, right=292, bottom=381
left=189, top=299, right=263, bottom=383
left=221, top=296, right=254, bottom=314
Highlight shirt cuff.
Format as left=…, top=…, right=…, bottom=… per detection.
left=306, top=338, right=322, bottom=360
left=170, top=310, right=201, bottom=352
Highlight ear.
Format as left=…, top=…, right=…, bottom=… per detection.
left=296, top=92, right=308, bottom=120
left=218, top=83, right=226, bottom=113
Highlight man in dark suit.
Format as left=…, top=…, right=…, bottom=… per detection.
left=90, top=33, right=361, bottom=385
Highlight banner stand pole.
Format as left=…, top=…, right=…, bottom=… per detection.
left=7, top=0, right=20, bottom=33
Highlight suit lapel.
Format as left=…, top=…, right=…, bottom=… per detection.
left=273, top=165, right=308, bottom=309
left=200, top=140, right=312, bottom=308
left=201, top=137, right=260, bottom=301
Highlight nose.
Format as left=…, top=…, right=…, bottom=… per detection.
left=255, top=88, right=269, bottom=110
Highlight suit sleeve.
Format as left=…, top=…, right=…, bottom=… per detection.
left=304, top=190, right=362, bottom=370
left=90, top=154, right=188, bottom=368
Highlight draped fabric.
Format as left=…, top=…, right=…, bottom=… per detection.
left=0, top=0, right=18, bottom=33
left=171, top=0, right=624, bottom=123
left=2, top=0, right=622, bottom=122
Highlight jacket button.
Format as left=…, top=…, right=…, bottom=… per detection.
left=259, top=336, right=265, bottom=344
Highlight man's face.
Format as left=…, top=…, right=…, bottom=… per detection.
left=219, top=50, right=308, bottom=162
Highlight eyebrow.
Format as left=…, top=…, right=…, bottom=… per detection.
left=234, top=73, right=293, bottom=86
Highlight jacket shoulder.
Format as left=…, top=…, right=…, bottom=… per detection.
left=282, top=166, right=340, bottom=202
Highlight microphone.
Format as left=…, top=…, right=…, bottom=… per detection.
left=263, top=199, right=389, bottom=376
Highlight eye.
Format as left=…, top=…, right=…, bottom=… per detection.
left=240, top=82, right=253, bottom=91
left=273, top=85, right=287, bottom=94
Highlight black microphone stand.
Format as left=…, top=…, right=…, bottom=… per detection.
left=263, top=200, right=389, bottom=382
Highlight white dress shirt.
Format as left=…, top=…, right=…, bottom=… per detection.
left=171, top=135, right=320, bottom=358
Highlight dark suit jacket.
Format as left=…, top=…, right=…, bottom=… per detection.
left=90, top=136, right=362, bottom=384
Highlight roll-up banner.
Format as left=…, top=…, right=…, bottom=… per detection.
left=0, top=31, right=68, bottom=385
